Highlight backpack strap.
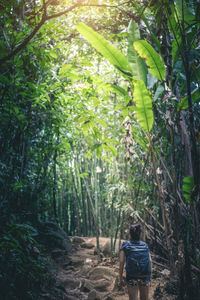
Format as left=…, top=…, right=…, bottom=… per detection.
left=127, top=240, right=149, bottom=252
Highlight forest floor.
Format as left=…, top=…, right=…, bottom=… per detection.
left=41, top=237, right=178, bottom=300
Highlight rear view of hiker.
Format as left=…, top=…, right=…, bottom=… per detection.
left=119, top=224, right=152, bottom=300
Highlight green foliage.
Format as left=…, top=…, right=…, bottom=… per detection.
left=183, top=176, right=195, bottom=203
left=133, top=80, right=154, bottom=132
left=175, top=0, right=195, bottom=24
left=76, top=22, right=133, bottom=79
left=109, top=84, right=131, bottom=104
left=177, top=89, right=200, bottom=111
left=153, top=85, right=165, bottom=102
left=127, top=20, right=147, bottom=84
left=133, top=40, right=166, bottom=81
left=0, top=222, right=51, bottom=300
left=131, top=0, right=161, bottom=49
left=166, top=4, right=182, bottom=57
left=1, top=1, right=200, bottom=298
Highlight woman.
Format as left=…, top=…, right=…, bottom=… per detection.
left=119, top=224, right=152, bottom=300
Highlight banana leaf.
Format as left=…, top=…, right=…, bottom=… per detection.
left=76, top=22, right=133, bottom=79
left=133, top=80, right=154, bottom=132
left=127, top=20, right=147, bottom=85
left=134, top=40, right=166, bottom=81
left=177, top=89, right=200, bottom=111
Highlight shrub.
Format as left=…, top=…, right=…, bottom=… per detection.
left=0, top=222, right=51, bottom=300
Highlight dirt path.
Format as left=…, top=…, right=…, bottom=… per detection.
left=55, top=237, right=175, bottom=300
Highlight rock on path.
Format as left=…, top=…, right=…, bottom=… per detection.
left=53, top=237, right=175, bottom=300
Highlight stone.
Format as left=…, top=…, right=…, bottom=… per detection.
left=72, top=236, right=85, bottom=244
left=81, top=242, right=94, bottom=249
left=102, top=239, right=123, bottom=256
left=88, top=289, right=101, bottom=300
left=88, top=267, right=116, bottom=281
left=59, top=276, right=80, bottom=290
left=70, top=256, right=84, bottom=267
left=37, top=221, right=72, bottom=252
left=81, top=279, right=94, bottom=292
left=95, top=279, right=110, bottom=292
left=79, top=265, right=92, bottom=276
left=93, top=248, right=104, bottom=258
left=85, top=258, right=93, bottom=265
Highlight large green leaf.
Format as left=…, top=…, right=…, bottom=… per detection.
left=127, top=20, right=147, bottom=84
left=175, top=0, right=195, bottom=25
left=133, top=80, right=154, bottom=132
left=177, top=89, right=200, bottom=111
left=183, top=176, right=194, bottom=203
left=76, top=22, right=133, bottom=79
left=134, top=40, right=166, bottom=81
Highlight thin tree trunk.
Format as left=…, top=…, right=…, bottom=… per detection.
left=53, top=148, right=58, bottom=223
left=94, top=150, right=101, bottom=262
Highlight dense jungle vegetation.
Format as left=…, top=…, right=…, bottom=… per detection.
left=0, top=0, right=200, bottom=299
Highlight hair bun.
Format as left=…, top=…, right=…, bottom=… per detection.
left=129, top=223, right=141, bottom=240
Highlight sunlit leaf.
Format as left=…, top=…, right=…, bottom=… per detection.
left=91, top=143, right=101, bottom=151
left=127, top=20, right=147, bottom=84
left=133, top=80, right=154, bottom=132
left=49, top=51, right=57, bottom=59
left=96, top=118, right=107, bottom=127
left=134, top=40, right=166, bottom=81
left=79, top=173, right=89, bottom=178
left=59, top=64, right=72, bottom=75
left=183, top=176, right=194, bottom=203
left=177, top=89, right=200, bottom=111
left=76, top=22, right=133, bottom=79
left=103, top=143, right=118, bottom=157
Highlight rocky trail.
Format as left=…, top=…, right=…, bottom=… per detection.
left=41, top=237, right=177, bottom=300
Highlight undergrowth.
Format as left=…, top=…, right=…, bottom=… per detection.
left=0, top=221, right=53, bottom=300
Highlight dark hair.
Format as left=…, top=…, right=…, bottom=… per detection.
left=129, top=223, right=141, bottom=240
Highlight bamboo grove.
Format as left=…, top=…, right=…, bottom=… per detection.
left=0, top=0, right=200, bottom=299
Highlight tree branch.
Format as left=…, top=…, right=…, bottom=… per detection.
left=0, top=17, right=46, bottom=66
left=0, top=1, right=131, bottom=66
left=46, top=2, right=78, bottom=20
left=0, top=3, right=78, bottom=66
